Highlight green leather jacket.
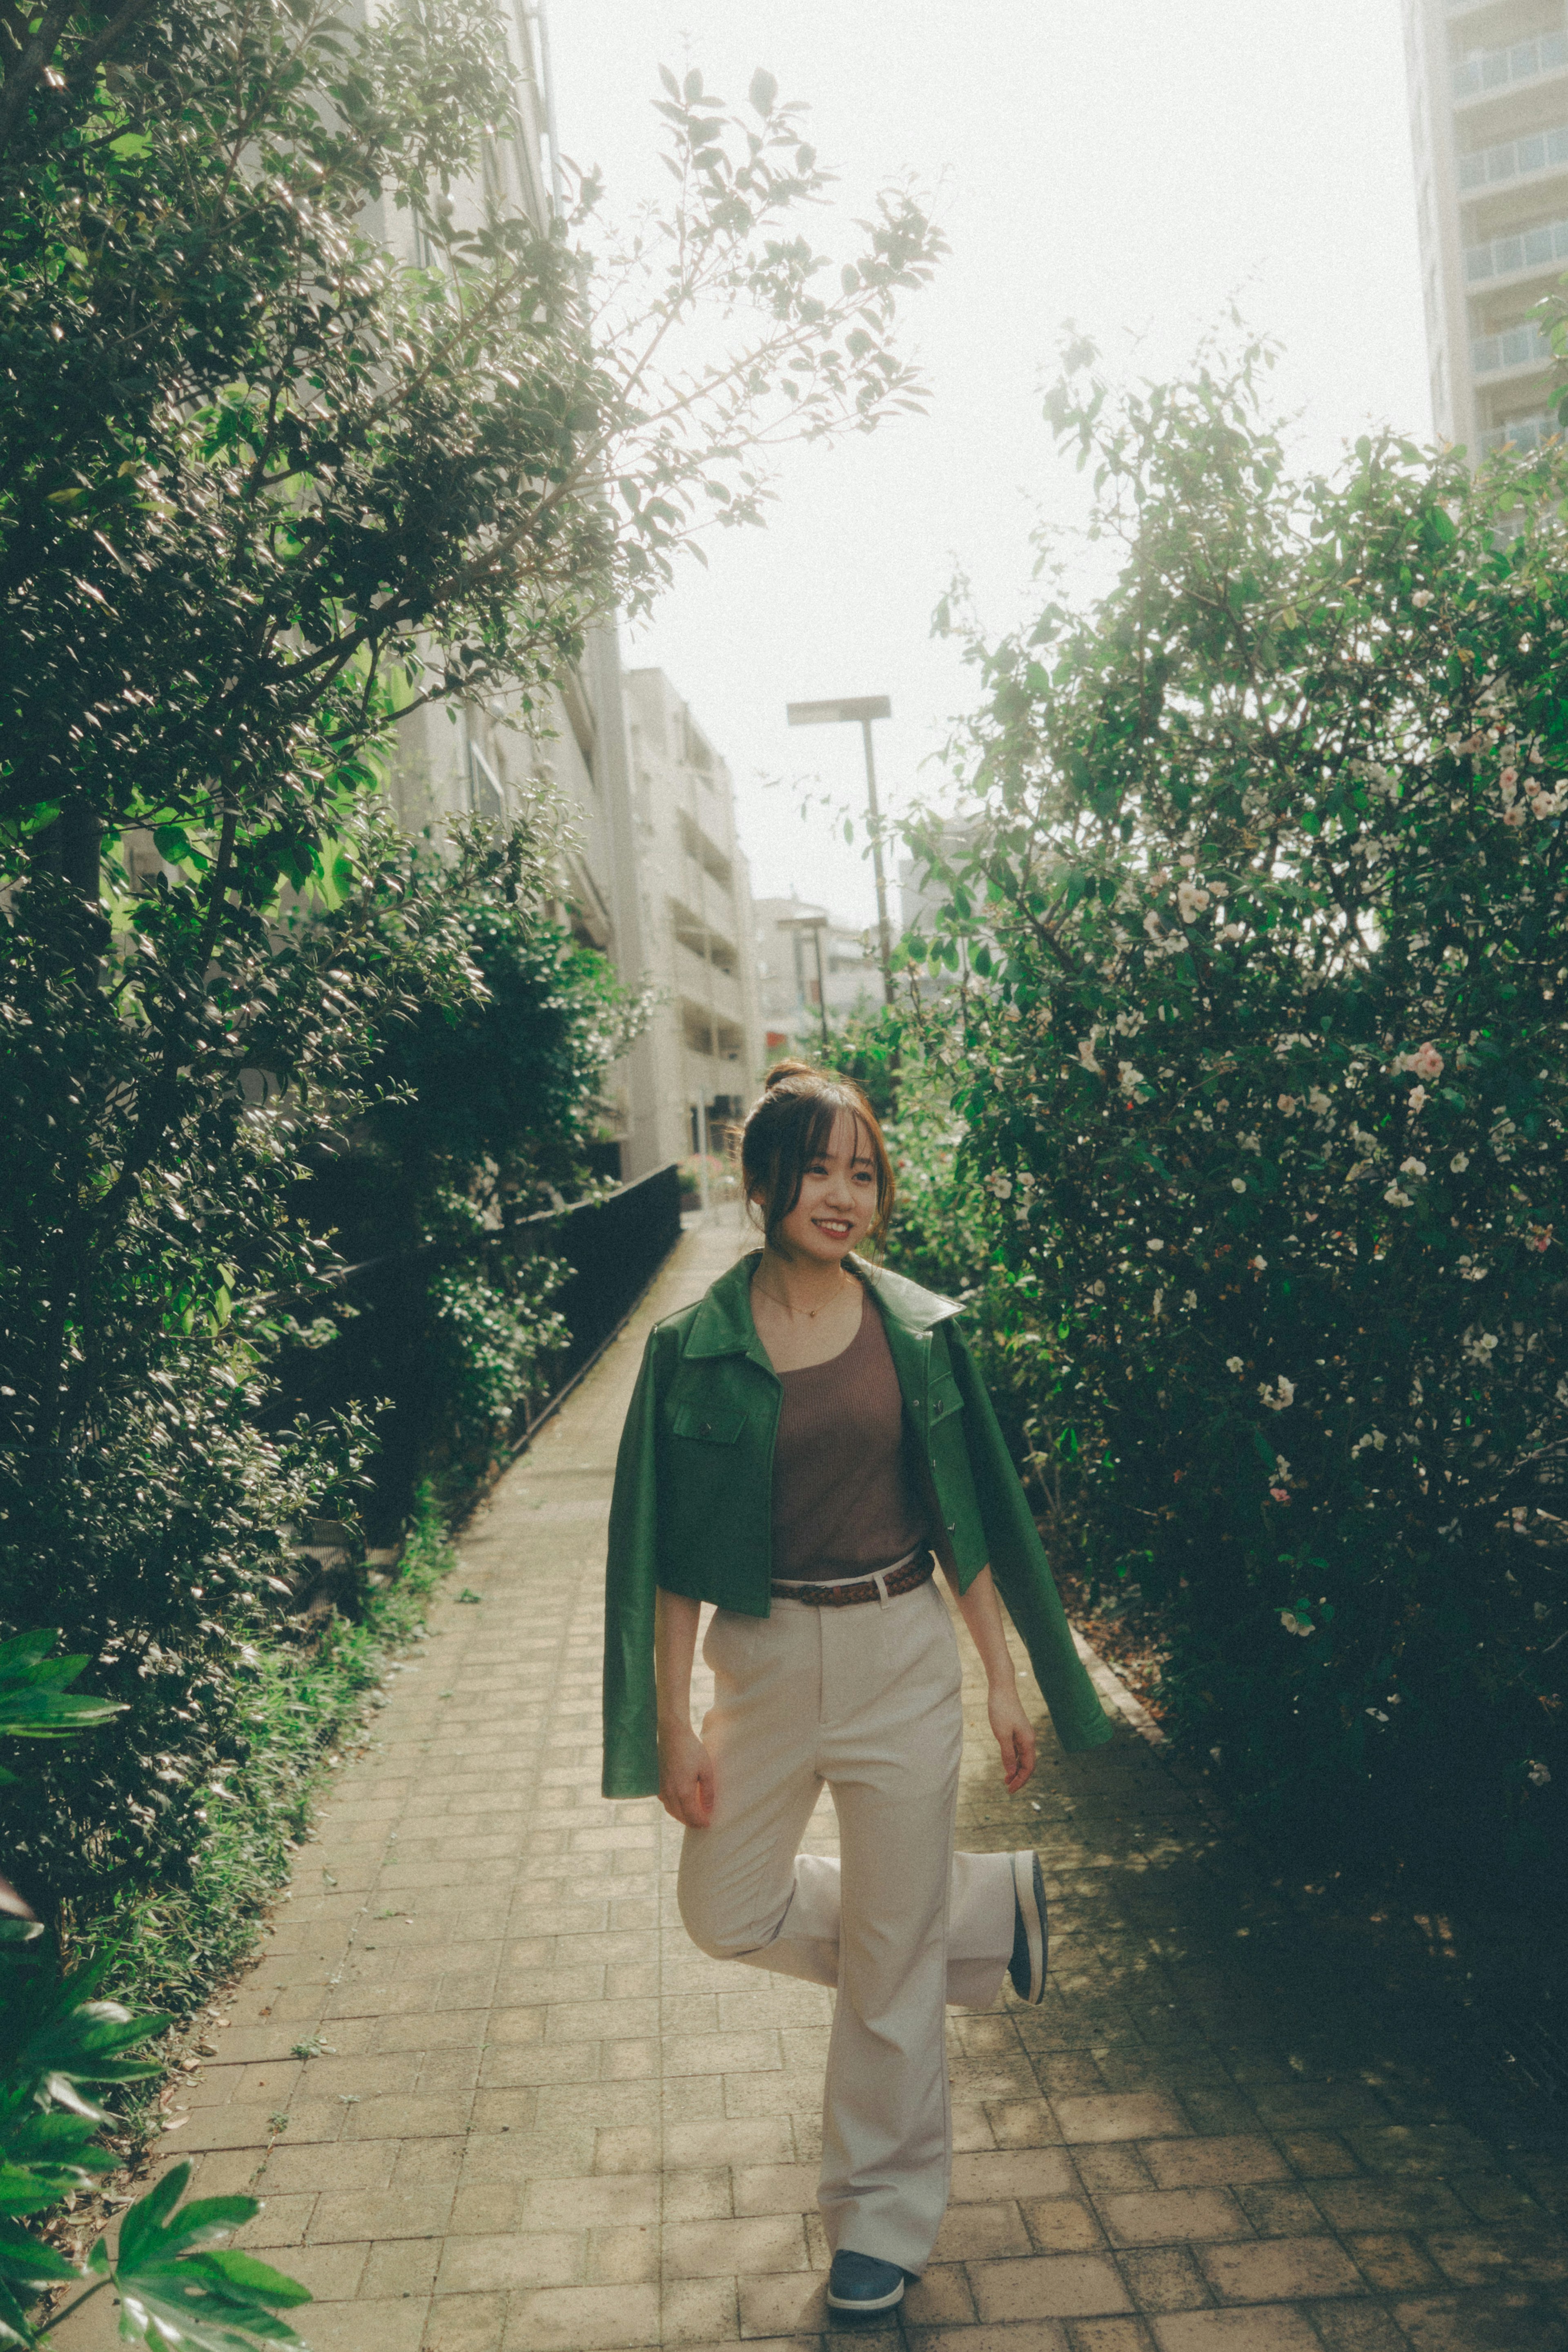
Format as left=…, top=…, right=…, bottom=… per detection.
left=601, top=1252, right=1114, bottom=1797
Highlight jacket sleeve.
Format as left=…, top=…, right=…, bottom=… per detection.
left=947, top=1322, right=1116, bottom=1754
left=601, top=1326, right=664, bottom=1798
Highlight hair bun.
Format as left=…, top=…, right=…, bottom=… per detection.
left=763, top=1059, right=818, bottom=1091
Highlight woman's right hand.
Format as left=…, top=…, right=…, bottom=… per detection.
left=657, top=1719, right=715, bottom=1828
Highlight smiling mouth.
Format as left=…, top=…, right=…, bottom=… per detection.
left=813, top=1218, right=853, bottom=1239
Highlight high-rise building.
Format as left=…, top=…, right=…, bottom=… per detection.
left=1403, top=0, right=1568, bottom=459
left=623, top=671, right=763, bottom=1166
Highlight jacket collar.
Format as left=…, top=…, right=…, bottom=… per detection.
left=682, top=1250, right=961, bottom=1362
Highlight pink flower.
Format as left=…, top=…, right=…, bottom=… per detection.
left=1409, top=1043, right=1443, bottom=1081
left=1503, top=806, right=1528, bottom=827
left=1270, top=1487, right=1290, bottom=1505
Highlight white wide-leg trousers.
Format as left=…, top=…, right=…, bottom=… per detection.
left=676, top=1575, right=1018, bottom=2275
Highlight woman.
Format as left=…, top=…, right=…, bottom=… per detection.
left=602, top=1063, right=1112, bottom=2313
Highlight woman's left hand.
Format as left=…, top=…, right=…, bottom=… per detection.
left=988, top=1683, right=1037, bottom=1793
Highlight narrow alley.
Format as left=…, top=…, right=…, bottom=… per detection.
left=56, top=1218, right=1568, bottom=2352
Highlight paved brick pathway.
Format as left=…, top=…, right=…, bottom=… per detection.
left=59, top=1215, right=1568, bottom=2351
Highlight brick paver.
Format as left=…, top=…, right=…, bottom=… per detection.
left=55, top=1213, right=1568, bottom=2349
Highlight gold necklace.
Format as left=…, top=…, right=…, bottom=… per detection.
left=753, top=1273, right=854, bottom=1321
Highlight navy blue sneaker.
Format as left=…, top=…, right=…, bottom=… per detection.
left=826, top=2249, right=906, bottom=2312
left=1008, top=1850, right=1048, bottom=2004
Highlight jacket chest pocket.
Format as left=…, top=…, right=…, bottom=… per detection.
left=672, top=1405, right=747, bottom=1446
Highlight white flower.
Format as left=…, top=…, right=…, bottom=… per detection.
left=1076, top=1039, right=1103, bottom=1074
left=1143, top=910, right=1164, bottom=942
left=1146, top=1237, right=1165, bottom=1252
left=1249, top=1256, right=1268, bottom=1272
left=1278, top=1095, right=1298, bottom=1117
left=1091, top=1279, right=1106, bottom=1296
left=1463, top=1329, right=1499, bottom=1365
left=1450, top=1152, right=1470, bottom=1173
left=1308, top=1088, right=1332, bottom=1115
left=1183, top=1289, right=1198, bottom=1310
left=1503, top=805, right=1528, bottom=828
left=1408, top=1086, right=1427, bottom=1113
left=1259, top=1377, right=1295, bottom=1411
left=1015, top=1169, right=1036, bottom=1190
left=991, top=1176, right=1013, bottom=1199
left=1279, top=1610, right=1314, bottom=1637
left=1239, top=1132, right=1261, bottom=1153
left=1114, top=1010, right=1146, bottom=1037
left=1118, top=1062, right=1146, bottom=1093
left=1384, top=1185, right=1413, bottom=1208
left=1176, top=880, right=1211, bottom=925
left=1232, top=1178, right=1247, bottom=1193
left=1528, top=1760, right=1552, bottom=1788
left=1220, top=922, right=1246, bottom=944
left=1226, top=1356, right=1244, bottom=1374
left=1399, top=1157, right=1426, bottom=1178
left=1412, top=589, right=1434, bottom=608
left=1351, top=1429, right=1388, bottom=1456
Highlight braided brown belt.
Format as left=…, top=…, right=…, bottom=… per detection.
left=770, top=1552, right=935, bottom=1609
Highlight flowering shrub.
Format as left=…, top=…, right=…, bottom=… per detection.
left=904, top=344, right=1568, bottom=1869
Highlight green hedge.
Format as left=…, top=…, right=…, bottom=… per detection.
left=899, top=342, right=1568, bottom=1887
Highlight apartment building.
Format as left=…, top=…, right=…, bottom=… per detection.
left=754, top=898, right=880, bottom=1053
left=365, top=4, right=682, bottom=1177
left=1403, top=0, right=1568, bottom=457
left=623, top=671, right=763, bottom=1165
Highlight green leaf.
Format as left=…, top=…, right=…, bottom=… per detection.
left=107, top=2168, right=312, bottom=2350
left=748, top=67, right=778, bottom=116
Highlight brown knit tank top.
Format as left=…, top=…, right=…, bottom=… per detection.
left=769, top=1291, right=933, bottom=1581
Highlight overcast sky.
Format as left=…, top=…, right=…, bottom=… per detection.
left=549, top=1, right=1431, bottom=930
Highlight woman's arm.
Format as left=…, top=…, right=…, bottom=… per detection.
left=655, top=1589, right=715, bottom=1828
left=944, top=1564, right=1038, bottom=1794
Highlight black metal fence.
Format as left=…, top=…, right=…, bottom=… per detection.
left=514, top=1163, right=684, bottom=1438
left=272, top=1163, right=682, bottom=1534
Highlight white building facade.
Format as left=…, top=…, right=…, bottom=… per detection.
left=1403, top=0, right=1568, bottom=458
left=623, top=670, right=763, bottom=1167
left=754, top=897, right=880, bottom=1055
left=366, top=2, right=685, bottom=1179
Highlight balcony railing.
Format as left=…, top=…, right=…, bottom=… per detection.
left=1471, top=319, right=1554, bottom=375
left=1461, top=122, right=1568, bottom=193
left=1480, top=410, right=1560, bottom=455
left=1452, top=31, right=1568, bottom=102
left=1466, top=213, right=1568, bottom=280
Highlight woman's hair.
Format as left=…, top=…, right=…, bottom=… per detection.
left=739, top=1060, right=896, bottom=1254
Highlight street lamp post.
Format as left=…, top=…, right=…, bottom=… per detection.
left=786, top=695, right=895, bottom=1005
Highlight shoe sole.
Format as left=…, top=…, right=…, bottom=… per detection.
left=826, top=2278, right=906, bottom=2313
left=1011, top=1849, right=1047, bottom=2004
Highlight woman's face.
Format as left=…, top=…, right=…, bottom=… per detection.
left=762, top=1111, right=879, bottom=1266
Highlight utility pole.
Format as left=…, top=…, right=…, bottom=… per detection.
left=786, top=696, right=894, bottom=1004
